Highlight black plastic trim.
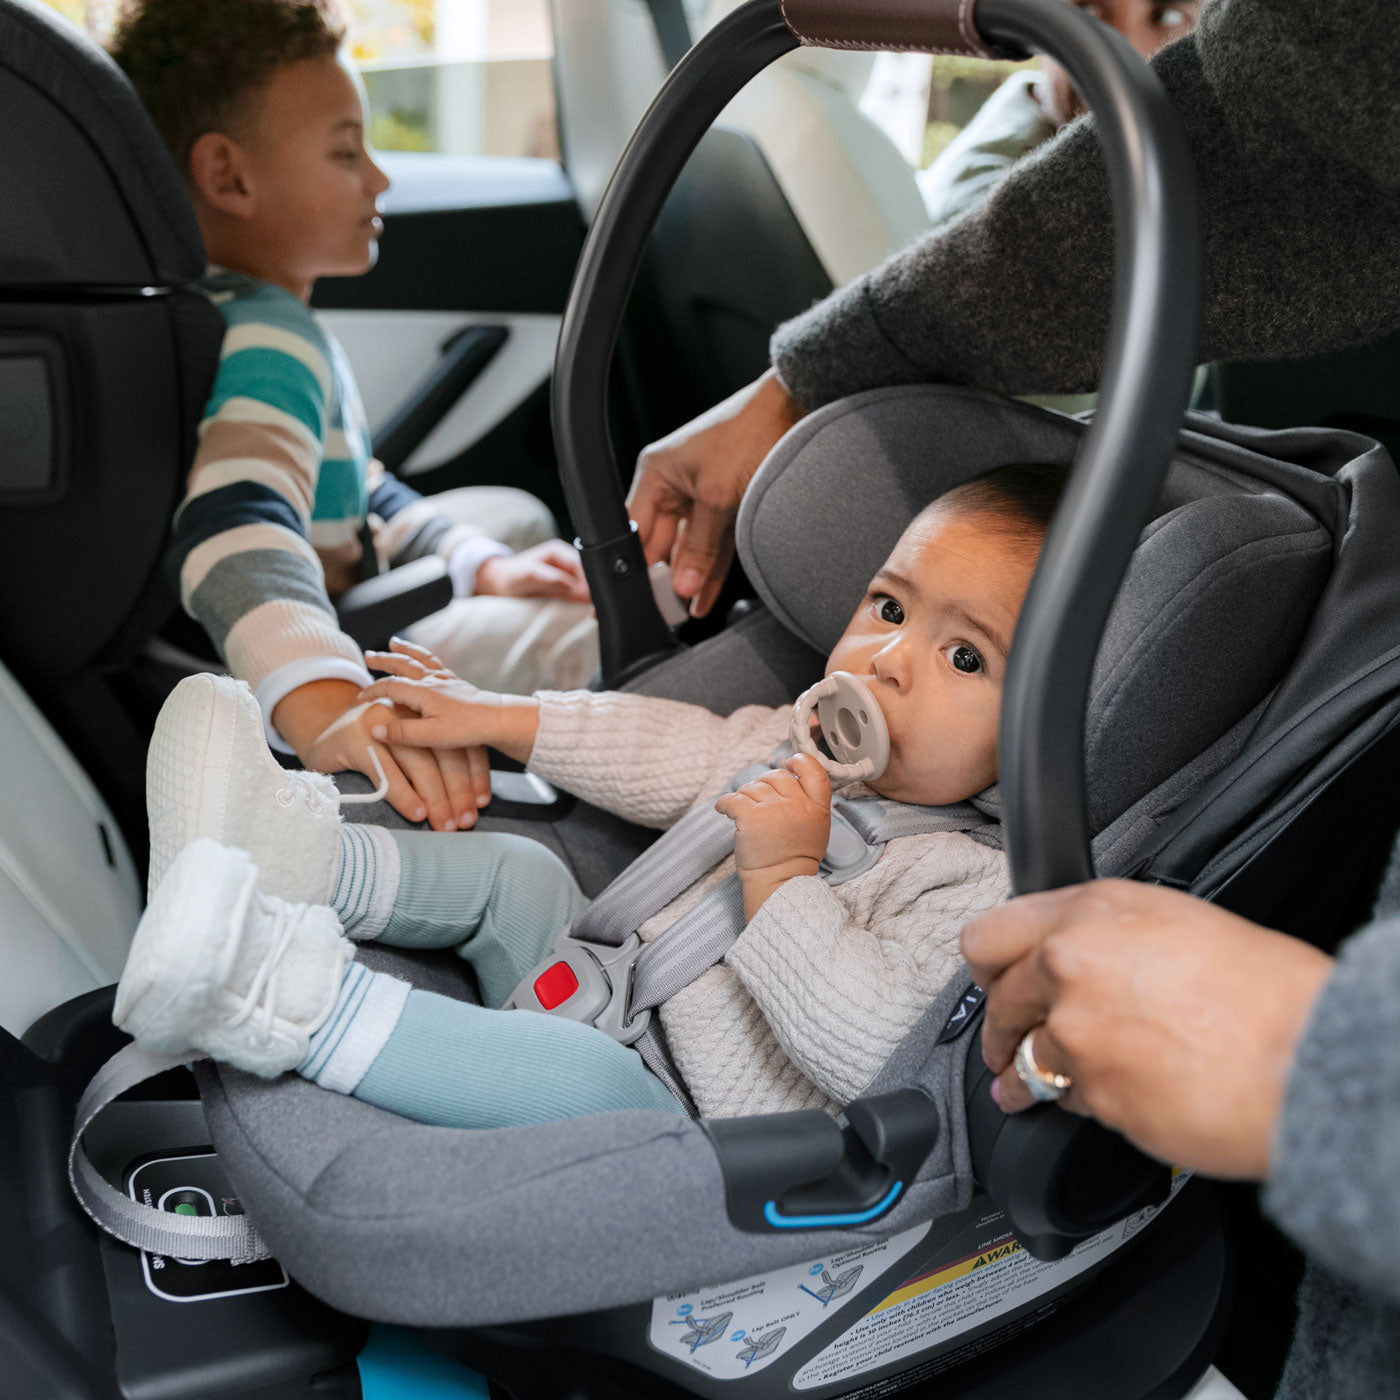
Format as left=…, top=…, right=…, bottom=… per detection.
left=703, top=1090, right=938, bottom=1233
left=373, top=324, right=508, bottom=473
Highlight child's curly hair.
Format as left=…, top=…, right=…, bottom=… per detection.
left=110, top=0, right=347, bottom=174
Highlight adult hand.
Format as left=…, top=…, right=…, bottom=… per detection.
left=475, top=540, right=591, bottom=604
left=628, top=369, right=804, bottom=618
left=960, top=880, right=1334, bottom=1179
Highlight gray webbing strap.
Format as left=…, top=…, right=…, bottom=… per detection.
left=629, top=793, right=996, bottom=1028
left=630, top=872, right=746, bottom=1014
left=831, top=794, right=987, bottom=843
left=571, top=762, right=769, bottom=948
left=68, top=1041, right=272, bottom=1263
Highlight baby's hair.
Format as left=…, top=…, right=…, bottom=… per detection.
left=932, top=461, right=1070, bottom=549
left=110, top=0, right=347, bottom=174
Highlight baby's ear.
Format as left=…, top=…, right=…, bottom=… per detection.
left=188, top=132, right=253, bottom=216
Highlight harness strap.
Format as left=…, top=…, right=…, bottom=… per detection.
left=68, top=1041, right=272, bottom=1263
left=570, top=762, right=769, bottom=949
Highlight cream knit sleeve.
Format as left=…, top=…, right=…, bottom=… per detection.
left=527, top=690, right=792, bottom=829
left=724, top=833, right=1009, bottom=1105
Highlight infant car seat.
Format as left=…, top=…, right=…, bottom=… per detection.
left=42, top=2, right=1400, bottom=1399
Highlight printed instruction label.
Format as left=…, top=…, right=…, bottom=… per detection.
left=793, top=1171, right=1192, bottom=1390
left=648, top=1223, right=929, bottom=1380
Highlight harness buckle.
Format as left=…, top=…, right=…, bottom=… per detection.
left=504, top=930, right=651, bottom=1045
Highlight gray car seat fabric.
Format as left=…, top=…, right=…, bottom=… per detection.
left=195, top=970, right=978, bottom=1326
left=739, top=386, right=1333, bottom=837
left=198, top=389, right=1400, bottom=1326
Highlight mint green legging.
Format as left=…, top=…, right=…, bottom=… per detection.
left=346, top=829, right=683, bottom=1128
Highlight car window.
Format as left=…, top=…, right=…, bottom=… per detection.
left=861, top=53, right=1037, bottom=170
left=34, top=0, right=559, bottom=162
left=352, top=0, right=558, bottom=160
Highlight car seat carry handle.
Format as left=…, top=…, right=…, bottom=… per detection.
left=703, top=1090, right=938, bottom=1231
left=554, top=0, right=1199, bottom=1257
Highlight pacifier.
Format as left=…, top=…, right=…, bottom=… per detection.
left=788, top=671, right=890, bottom=785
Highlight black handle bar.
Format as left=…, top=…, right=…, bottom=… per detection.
left=551, top=0, right=1201, bottom=1250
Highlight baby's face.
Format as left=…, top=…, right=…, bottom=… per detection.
left=825, top=508, right=1038, bottom=806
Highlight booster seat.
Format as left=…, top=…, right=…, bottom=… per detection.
left=23, top=2, right=1400, bottom=1399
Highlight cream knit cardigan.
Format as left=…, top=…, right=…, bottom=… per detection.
left=527, top=690, right=1008, bottom=1119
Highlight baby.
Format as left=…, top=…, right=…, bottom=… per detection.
left=117, top=464, right=1064, bottom=1129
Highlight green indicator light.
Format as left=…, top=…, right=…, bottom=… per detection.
left=173, top=1203, right=198, bottom=1216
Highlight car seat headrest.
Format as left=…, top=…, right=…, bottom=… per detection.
left=0, top=0, right=204, bottom=285
left=738, top=386, right=1332, bottom=833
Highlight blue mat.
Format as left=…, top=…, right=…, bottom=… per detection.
left=358, top=1324, right=491, bottom=1398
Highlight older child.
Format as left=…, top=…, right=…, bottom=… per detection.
left=110, top=0, right=597, bottom=836
left=116, top=465, right=1063, bottom=1126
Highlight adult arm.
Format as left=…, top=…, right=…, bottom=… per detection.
left=1264, top=916, right=1400, bottom=1305
left=632, top=0, right=1400, bottom=609
left=773, top=0, right=1400, bottom=407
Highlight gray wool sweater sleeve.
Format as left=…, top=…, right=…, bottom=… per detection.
left=771, top=0, right=1400, bottom=406
left=1262, top=916, right=1400, bottom=1305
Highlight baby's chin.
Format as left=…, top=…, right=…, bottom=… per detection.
left=869, top=763, right=981, bottom=808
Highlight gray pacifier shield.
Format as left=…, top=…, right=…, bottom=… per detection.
left=789, top=672, right=890, bottom=784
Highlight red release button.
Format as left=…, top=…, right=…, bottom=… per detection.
left=533, top=961, right=580, bottom=1010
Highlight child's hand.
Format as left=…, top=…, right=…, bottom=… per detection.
left=475, top=540, right=591, bottom=604
left=303, top=696, right=491, bottom=832
left=715, top=753, right=831, bottom=919
left=360, top=639, right=541, bottom=763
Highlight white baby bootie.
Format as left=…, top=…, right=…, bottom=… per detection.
left=146, top=673, right=343, bottom=904
left=115, top=839, right=352, bottom=1078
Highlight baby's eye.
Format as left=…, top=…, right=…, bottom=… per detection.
left=878, top=597, right=904, bottom=625
left=945, top=643, right=984, bottom=674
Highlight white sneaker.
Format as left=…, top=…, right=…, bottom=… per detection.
left=115, top=839, right=351, bottom=1078
left=146, top=673, right=341, bottom=904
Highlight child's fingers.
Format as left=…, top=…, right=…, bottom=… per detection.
left=364, top=650, right=431, bottom=679
left=714, top=791, right=754, bottom=819
left=784, top=752, right=832, bottom=805
left=432, top=745, right=481, bottom=830
left=367, top=745, right=429, bottom=825
left=391, top=743, right=456, bottom=831
left=368, top=710, right=451, bottom=748
left=466, top=745, right=492, bottom=809
left=388, top=636, right=446, bottom=668
left=359, top=677, right=431, bottom=712
left=737, top=769, right=802, bottom=804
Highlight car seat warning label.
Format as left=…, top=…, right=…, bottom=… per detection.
left=648, top=1223, right=929, bottom=1380
left=793, top=1171, right=1192, bottom=1390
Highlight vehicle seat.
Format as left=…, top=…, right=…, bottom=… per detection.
left=0, top=0, right=224, bottom=841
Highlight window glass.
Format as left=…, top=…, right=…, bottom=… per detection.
left=29, top=0, right=559, bottom=162
left=859, top=53, right=1037, bottom=171
left=350, top=0, right=558, bottom=159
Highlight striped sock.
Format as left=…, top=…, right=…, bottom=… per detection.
left=300, top=961, right=411, bottom=1095
left=330, top=825, right=400, bottom=941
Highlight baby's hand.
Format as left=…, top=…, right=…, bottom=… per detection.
left=715, top=753, right=831, bottom=919
left=359, top=639, right=541, bottom=762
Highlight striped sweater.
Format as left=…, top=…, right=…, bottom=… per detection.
left=171, top=271, right=491, bottom=746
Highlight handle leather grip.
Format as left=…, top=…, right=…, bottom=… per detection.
left=780, top=0, right=1013, bottom=59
